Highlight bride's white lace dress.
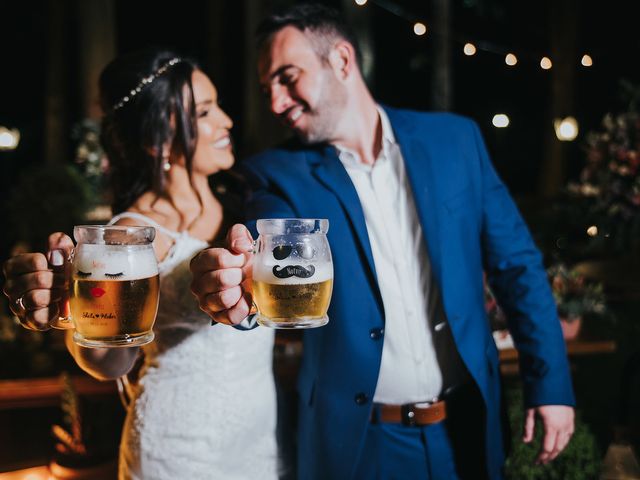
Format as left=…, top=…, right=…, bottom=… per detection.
left=111, top=213, right=277, bottom=480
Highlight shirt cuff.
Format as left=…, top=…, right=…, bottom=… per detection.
left=236, top=314, right=258, bottom=330
left=211, top=314, right=258, bottom=330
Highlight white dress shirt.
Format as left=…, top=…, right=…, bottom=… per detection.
left=335, top=107, right=451, bottom=404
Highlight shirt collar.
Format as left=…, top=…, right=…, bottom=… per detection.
left=335, top=105, right=396, bottom=170
left=377, top=105, right=396, bottom=147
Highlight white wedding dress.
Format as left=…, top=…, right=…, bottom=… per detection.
left=110, top=213, right=278, bottom=480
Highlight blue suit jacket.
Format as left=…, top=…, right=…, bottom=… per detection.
left=241, top=107, right=575, bottom=479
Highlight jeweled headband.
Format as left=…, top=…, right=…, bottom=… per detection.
left=111, top=57, right=183, bottom=111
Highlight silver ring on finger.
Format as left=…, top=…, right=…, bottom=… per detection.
left=14, top=295, right=27, bottom=313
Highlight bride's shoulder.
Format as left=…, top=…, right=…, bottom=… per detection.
left=113, top=206, right=176, bottom=262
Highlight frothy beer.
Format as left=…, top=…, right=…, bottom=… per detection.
left=253, top=261, right=333, bottom=322
left=70, top=243, right=159, bottom=343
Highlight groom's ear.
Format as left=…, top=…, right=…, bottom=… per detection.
left=328, top=40, right=357, bottom=81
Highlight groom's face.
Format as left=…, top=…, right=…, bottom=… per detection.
left=258, top=26, right=346, bottom=144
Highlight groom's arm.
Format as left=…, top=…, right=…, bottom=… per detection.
left=469, top=119, right=575, bottom=463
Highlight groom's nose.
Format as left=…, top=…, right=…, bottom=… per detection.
left=270, top=85, right=292, bottom=115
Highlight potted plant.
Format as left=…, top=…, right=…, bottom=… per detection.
left=485, top=264, right=609, bottom=345
left=547, top=263, right=608, bottom=340
left=566, top=105, right=640, bottom=257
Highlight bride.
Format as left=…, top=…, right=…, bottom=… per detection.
left=3, top=49, right=278, bottom=480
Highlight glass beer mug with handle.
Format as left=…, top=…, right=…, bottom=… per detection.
left=252, top=218, right=333, bottom=329
left=64, top=225, right=160, bottom=347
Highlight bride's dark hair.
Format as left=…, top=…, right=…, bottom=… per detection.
left=99, top=49, right=198, bottom=214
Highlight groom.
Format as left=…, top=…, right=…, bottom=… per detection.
left=190, top=3, right=575, bottom=479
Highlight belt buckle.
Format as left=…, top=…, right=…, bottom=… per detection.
left=401, top=403, right=417, bottom=426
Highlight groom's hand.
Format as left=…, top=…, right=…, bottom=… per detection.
left=522, top=405, right=575, bottom=464
left=190, top=224, right=255, bottom=325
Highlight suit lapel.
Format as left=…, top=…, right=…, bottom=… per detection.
left=309, top=146, right=382, bottom=305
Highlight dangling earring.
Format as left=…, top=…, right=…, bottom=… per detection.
left=162, top=154, right=171, bottom=172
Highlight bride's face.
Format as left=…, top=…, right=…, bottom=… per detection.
left=189, top=70, right=234, bottom=176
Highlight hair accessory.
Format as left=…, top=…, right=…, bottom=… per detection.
left=112, top=57, right=182, bottom=111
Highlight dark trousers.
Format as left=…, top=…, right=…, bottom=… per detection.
left=353, top=384, right=490, bottom=480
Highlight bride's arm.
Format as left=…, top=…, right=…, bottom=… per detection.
left=65, top=331, right=140, bottom=380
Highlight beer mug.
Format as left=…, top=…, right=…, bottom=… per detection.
left=67, top=225, right=160, bottom=347
left=252, top=219, right=333, bottom=329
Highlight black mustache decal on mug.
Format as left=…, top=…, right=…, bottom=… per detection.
left=272, top=265, right=316, bottom=279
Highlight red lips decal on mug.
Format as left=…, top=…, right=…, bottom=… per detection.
left=90, top=287, right=106, bottom=298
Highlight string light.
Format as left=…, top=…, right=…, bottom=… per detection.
left=0, top=126, right=20, bottom=150
left=352, top=5, right=596, bottom=70
left=413, top=22, right=427, bottom=36
left=540, top=57, right=552, bottom=70
left=463, top=43, right=477, bottom=56
left=554, top=116, right=579, bottom=141
left=492, top=114, right=510, bottom=128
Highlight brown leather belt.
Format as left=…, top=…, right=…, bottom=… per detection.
left=371, top=400, right=447, bottom=426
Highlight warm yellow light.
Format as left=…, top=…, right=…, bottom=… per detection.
left=413, top=22, right=427, bottom=36
left=23, top=474, right=47, bottom=480
left=581, top=54, right=593, bottom=67
left=587, top=226, right=598, bottom=237
left=540, top=56, right=552, bottom=70
left=492, top=114, right=510, bottom=128
left=463, top=43, right=477, bottom=56
left=0, top=126, right=20, bottom=150
left=554, top=116, right=579, bottom=141
left=354, top=0, right=367, bottom=5
left=505, top=53, right=518, bottom=66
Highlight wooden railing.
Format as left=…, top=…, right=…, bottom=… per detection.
left=0, top=339, right=616, bottom=409
left=0, top=375, right=117, bottom=410
left=499, top=339, right=616, bottom=362
left=499, top=339, right=617, bottom=375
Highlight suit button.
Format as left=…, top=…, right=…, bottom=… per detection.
left=369, top=328, right=384, bottom=340
left=354, top=393, right=368, bottom=405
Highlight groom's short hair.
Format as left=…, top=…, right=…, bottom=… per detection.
left=256, top=2, right=362, bottom=68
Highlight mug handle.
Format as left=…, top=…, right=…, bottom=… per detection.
left=50, top=247, right=74, bottom=330
left=249, top=239, right=258, bottom=315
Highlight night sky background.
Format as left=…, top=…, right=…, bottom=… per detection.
left=1, top=0, right=639, bottom=253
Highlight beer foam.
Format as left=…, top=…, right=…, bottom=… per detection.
left=73, top=243, right=159, bottom=280
left=253, top=260, right=333, bottom=285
